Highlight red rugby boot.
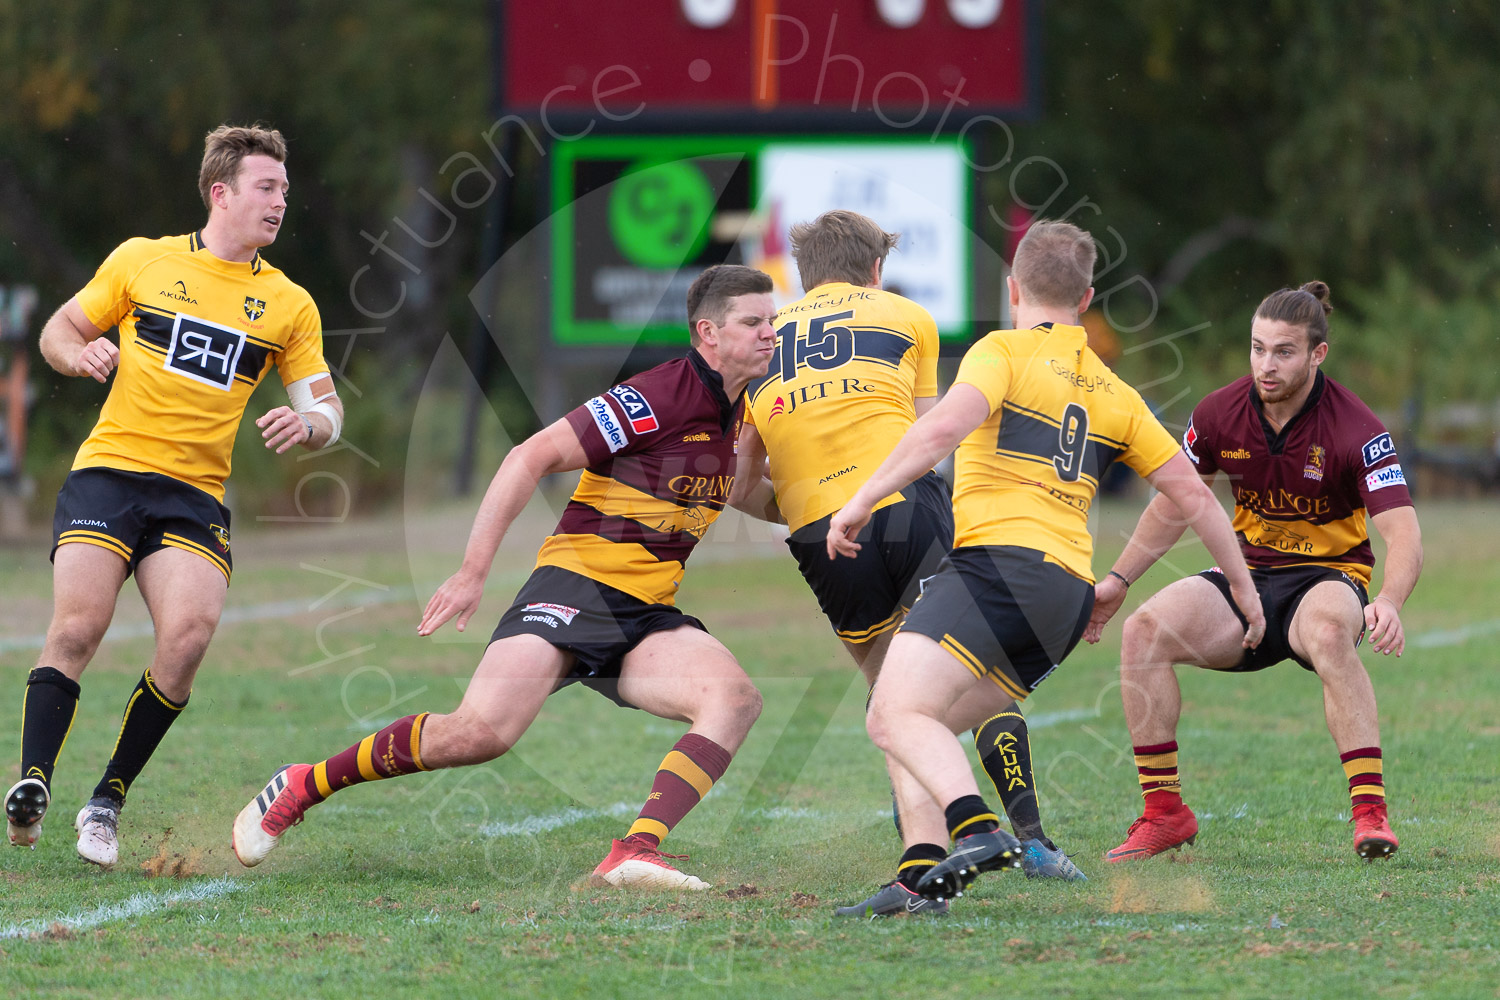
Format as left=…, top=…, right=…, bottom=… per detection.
left=1352, top=802, right=1398, bottom=859
left=1104, top=803, right=1199, bottom=862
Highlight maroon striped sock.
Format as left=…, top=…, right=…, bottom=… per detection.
left=625, top=733, right=732, bottom=848
left=1340, top=746, right=1385, bottom=807
left=1135, top=741, right=1183, bottom=813
left=301, top=713, right=430, bottom=804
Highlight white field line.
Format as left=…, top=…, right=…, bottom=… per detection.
left=0, top=588, right=412, bottom=654
left=478, top=802, right=637, bottom=838
left=0, top=877, right=244, bottom=940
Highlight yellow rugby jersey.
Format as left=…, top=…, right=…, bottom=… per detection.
left=952, top=323, right=1180, bottom=581
left=72, top=233, right=328, bottom=501
left=744, top=283, right=939, bottom=532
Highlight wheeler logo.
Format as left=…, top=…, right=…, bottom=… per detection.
left=1365, top=464, right=1406, bottom=492
left=1361, top=432, right=1396, bottom=467
left=586, top=395, right=627, bottom=453
left=608, top=385, right=658, bottom=434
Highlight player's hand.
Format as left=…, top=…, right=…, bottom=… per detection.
left=1229, top=579, right=1267, bottom=649
left=1364, top=594, right=1405, bottom=656
left=256, top=405, right=311, bottom=454
left=72, top=339, right=119, bottom=382
left=826, top=503, right=871, bottom=560
left=418, top=571, right=484, bottom=636
left=1083, top=574, right=1130, bottom=644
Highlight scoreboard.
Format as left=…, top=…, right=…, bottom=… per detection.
left=550, top=135, right=977, bottom=347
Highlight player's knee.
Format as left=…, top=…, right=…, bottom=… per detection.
left=423, top=712, right=508, bottom=767
left=1121, top=605, right=1164, bottom=660
left=714, top=678, right=762, bottom=735
left=45, top=612, right=109, bottom=665
left=865, top=703, right=896, bottom=755
left=1303, top=617, right=1359, bottom=666
left=158, top=616, right=218, bottom=667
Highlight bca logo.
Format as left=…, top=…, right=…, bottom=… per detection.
left=1361, top=432, right=1396, bottom=467
left=609, top=385, right=658, bottom=433
left=244, top=297, right=266, bottom=322
left=165, top=314, right=247, bottom=390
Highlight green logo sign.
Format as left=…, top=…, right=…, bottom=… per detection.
left=608, top=160, right=715, bottom=269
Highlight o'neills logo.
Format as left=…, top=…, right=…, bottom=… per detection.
left=1220, top=447, right=1252, bottom=460
left=682, top=432, right=710, bottom=442
left=524, top=602, right=580, bottom=625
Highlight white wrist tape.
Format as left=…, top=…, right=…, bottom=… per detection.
left=306, top=400, right=342, bottom=445
left=286, top=373, right=341, bottom=445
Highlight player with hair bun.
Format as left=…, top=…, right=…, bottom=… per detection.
left=1090, top=280, right=1423, bottom=862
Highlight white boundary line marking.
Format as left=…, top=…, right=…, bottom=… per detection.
left=0, top=589, right=412, bottom=654
left=0, top=877, right=244, bottom=940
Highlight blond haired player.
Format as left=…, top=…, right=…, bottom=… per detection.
left=827, top=220, right=1265, bottom=900
left=5, top=125, right=343, bottom=867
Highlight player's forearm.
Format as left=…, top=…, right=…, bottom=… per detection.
left=1187, top=493, right=1255, bottom=592
left=730, top=477, right=784, bottom=524
left=1372, top=509, right=1423, bottom=609
left=1109, top=491, right=1192, bottom=583
left=457, top=448, right=547, bottom=580
left=39, top=312, right=89, bottom=375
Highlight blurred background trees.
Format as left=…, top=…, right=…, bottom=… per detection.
left=1, top=0, right=1496, bottom=514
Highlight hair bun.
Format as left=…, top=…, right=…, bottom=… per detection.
left=1299, top=280, right=1333, bottom=317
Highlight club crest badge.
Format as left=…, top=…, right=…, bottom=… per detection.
left=1303, top=443, right=1325, bottom=481
left=210, top=524, right=231, bottom=552
left=244, top=297, right=266, bottom=322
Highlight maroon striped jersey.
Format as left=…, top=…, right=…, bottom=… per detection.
left=1182, top=372, right=1412, bottom=585
left=542, top=350, right=741, bottom=605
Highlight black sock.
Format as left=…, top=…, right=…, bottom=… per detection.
left=895, top=843, right=947, bottom=890
left=943, top=794, right=999, bottom=841
left=974, top=709, right=1046, bottom=844
left=20, top=667, right=81, bottom=790
left=91, top=670, right=187, bottom=806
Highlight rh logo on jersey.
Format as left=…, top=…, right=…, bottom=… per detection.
left=609, top=385, right=658, bottom=434
left=243, top=297, right=266, bottom=322
left=165, top=314, right=247, bottom=390
left=1362, top=432, right=1396, bottom=467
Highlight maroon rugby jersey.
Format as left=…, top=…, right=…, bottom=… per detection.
left=539, top=350, right=742, bottom=605
left=1183, top=372, right=1412, bottom=585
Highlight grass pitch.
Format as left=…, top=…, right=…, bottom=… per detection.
left=2, top=500, right=1498, bottom=998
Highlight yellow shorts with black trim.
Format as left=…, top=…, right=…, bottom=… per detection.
left=51, top=468, right=233, bottom=582
left=898, top=545, right=1092, bottom=700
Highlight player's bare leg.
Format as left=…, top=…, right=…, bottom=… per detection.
left=77, top=548, right=227, bottom=866
left=845, top=629, right=950, bottom=850
left=589, top=627, right=763, bottom=889
left=1119, top=576, right=1248, bottom=742
left=9, top=544, right=126, bottom=848
left=234, top=634, right=569, bottom=867
left=1288, top=582, right=1378, bottom=751
left=419, top=635, right=571, bottom=766
left=1108, top=576, right=1246, bottom=863
left=1289, top=582, right=1397, bottom=858
left=865, top=632, right=1021, bottom=899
